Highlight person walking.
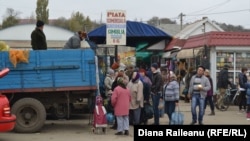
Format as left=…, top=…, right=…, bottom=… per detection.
left=150, top=63, right=163, bottom=125
left=63, top=31, right=87, bottom=49
left=188, top=65, right=211, bottom=125
left=127, top=71, right=144, bottom=125
left=31, top=20, right=47, bottom=50
left=238, top=67, right=248, bottom=113
left=204, top=69, right=215, bottom=116
left=163, top=72, right=179, bottom=124
left=244, top=76, right=250, bottom=120
left=111, top=77, right=131, bottom=135
left=216, top=65, right=231, bottom=110
left=184, top=67, right=196, bottom=103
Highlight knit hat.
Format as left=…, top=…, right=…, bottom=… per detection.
left=117, top=77, right=124, bottom=84
left=139, top=68, right=146, bottom=74
left=132, top=72, right=140, bottom=83
left=108, top=68, right=114, bottom=75
left=151, top=63, right=158, bottom=70
left=111, top=62, right=119, bottom=70
left=36, top=20, right=44, bottom=27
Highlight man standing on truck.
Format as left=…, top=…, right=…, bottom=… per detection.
left=63, top=31, right=87, bottom=49
left=31, top=20, right=47, bottom=50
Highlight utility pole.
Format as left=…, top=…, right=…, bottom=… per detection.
left=179, top=13, right=185, bottom=30
left=100, top=12, right=102, bottom=24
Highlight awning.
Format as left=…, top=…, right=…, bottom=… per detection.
left=176, top=48, right=201, bottom=59
left=162, top=51, right=179, bottom=58
left=162, top=52, right=170, bottom=58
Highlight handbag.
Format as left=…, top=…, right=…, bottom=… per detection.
left=142, top=102, right=154, bottom=120
left=247, top=88, right=250, bottom=96
left=182, top=87, right=188, bottom=95
left=158, top=98, right=164, bottom=110
left=170, top=106, right=184, bottom=125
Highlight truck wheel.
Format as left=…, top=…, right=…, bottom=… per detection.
left=11, top=98, right=46, bottom=133
left=50, top=103, right=71, bottom=119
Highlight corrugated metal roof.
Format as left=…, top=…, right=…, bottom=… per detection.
left=164, top=38, right=186, bottom=51
left=183, top=31, right=250, bottom=49
left=175, top=18, right=224, bottom=39
left=0, top=24, right=74, bottom=41
left=156, top=24, right=182, bottom=36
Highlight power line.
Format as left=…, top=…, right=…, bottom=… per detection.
left=187, top=0, right=231, bottom=15
left=186, top=9, right=250, bottom=16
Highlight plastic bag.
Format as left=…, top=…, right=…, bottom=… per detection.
left=170, top=106, right=184, bottom=125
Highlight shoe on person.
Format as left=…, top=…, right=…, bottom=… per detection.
left=238, top=109, right=245, bottom=114
left=199, top=122, right=204, bottom=125
left=220, top=106, right=227, bottom=111
left=124, top=130, right=129, bottom=135
left=208, top=111, right=215, bottom=116
left=115, top=132, right=123, bottom=135
left=190, top=121, right=196, bottom=125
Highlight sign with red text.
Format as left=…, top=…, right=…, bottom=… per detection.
left=106, top=10, right=126, bottom=45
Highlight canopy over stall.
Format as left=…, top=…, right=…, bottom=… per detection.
left=88, top=20, right=172, bottom=48
left=88, top=20, right=172, bottom=66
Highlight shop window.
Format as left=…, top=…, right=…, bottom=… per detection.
left=216, top=51, right=250, bottom=85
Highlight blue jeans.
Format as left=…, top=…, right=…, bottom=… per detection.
left=191, top=94, right=205, bottom=123
left=164, top=101, right=176, bottom=124
left=151, top=93, right=161, bottom=125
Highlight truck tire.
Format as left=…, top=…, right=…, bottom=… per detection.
left=11, top=98, right=46, bottom=133
left=50, top=103, right=71, bottom=119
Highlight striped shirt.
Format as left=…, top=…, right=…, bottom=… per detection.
left=163, top=80, right=180, bottom=102
left=193, top=76, right=202, bottom=94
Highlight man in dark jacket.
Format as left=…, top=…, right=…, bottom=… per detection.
left=216, top=65, right=231, bottom=110
left=150, top=63, right=163, bottom=125
left=31, top=20, right=47, bottom=50
left=238, top=67, right=248, bottom=112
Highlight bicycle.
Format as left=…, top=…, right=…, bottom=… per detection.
left=215, top=88, right=240, bottom=111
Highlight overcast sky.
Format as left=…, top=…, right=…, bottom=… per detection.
left=1, top=0, right=250, bottom=28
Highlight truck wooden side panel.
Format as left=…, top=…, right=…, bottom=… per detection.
left=0, top=49, right=97, bottom=93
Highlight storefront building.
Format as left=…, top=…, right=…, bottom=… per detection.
left=183, top=31, right=250, bottom=90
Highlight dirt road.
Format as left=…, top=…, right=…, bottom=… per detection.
left=1, top=101, right=249, bottom=141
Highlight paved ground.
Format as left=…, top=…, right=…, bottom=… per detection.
left=0, top=100, right=249, bottom=141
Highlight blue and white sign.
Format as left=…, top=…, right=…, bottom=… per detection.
left=106, top=10, right=126, bottom=45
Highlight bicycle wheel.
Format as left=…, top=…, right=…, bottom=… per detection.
left=222, top=96, right=230, bottom=111
left=233, top=94, right=240, bottom=105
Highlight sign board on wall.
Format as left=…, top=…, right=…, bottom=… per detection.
left=106, top=10, right=126, bottom=45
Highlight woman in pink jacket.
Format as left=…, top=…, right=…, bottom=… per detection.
left=111, top=77, right=131, bottom=135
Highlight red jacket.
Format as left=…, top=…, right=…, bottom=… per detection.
left=111, top=86, right=131, bottom=116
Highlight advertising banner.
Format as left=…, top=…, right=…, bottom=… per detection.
left=106, top=10, right=126, bottom=45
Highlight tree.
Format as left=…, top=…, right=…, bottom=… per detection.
left=68, top=11, right=86, bottom=32
left=147, top=16, right=160, bottom=26
left=1, top=8, right=20, bottom=29
left=36, top=0, right=49, bottom=24
left=160, top=18, right=176, bottom=24
left=84, top=16, right=93, bottom=32
left=147, top=16, right=176, bottom=26
left=53, top=17, right=70, bottom=30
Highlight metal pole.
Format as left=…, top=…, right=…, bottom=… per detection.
left=115, top=45, right=118, bottom=62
